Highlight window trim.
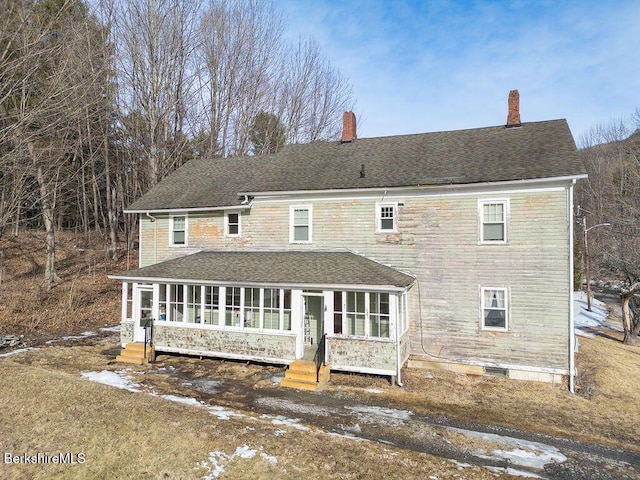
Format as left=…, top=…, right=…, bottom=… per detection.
left=289, top=205, right=312, bottom=244
left=478, top=199, right=508, bottom=244
left=169, top=214, right=188, bottom=246
left=480, top=286, right=509, bottom=332
left=376, top=202, right=398, bottom=233
left=225, top=211, right=241, bottom=237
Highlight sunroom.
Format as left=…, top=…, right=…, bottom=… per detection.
left=109, top=251, right=415, bottom=380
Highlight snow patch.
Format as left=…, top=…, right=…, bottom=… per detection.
left=573, top=291, right=621, bottom=333
left=198, top=445, right=275, bottom=479
left=0, top=347, right=37, bottom=358
left=208, top=405, right=244, bottom=421
left=99, top=325, right=121, bottom=333
left=160, top=394, right=202, bottom=406
left=80, top=370, right=140, bottom=392
left=46, top=331, right=97, bottom=344
left=345, top=405, right=413, bottom=421
left=447, top=426, right=566, bottom=473
left=365, top=388, right=384, bottom=394
left=261, top=414, right=310, bottom=431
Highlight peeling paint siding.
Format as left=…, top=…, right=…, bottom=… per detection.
left=153, top=324, right=297, bottom=361
left=136, top=187, right=571, bottom=372
left=329, top=337, right=397, bottom=372
left=120, top=320, right=134, bottom=345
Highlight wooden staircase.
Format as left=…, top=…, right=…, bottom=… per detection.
left=115, top=342, right=153, bottom=365
left=281, top=360, right=330, bottom=391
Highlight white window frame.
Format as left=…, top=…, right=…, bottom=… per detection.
left=479, top=199, right=508, bottom=244
left=225, top=211, right=241, bottom=237
left=290, top=205, right=312, bottom=244
left=376, top=202, right=398, bottom=233
left=480, top=286, right=509, bottom=331
left=170, top=214, right=188, bottom=246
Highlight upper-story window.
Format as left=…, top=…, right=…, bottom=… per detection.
left=290, top=205, right=312, bottom=243
left=479, top=199, right=508, bottom=243
left=376, top=203, right=397, bottom=233
left=225, top=212, right=240, bottom=237
left=481, top=287, right=509, bottom=331
left=170, top=215, right=187, bottom=246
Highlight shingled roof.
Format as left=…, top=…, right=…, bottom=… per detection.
left=110, top=251, right=415, bottom=290
left=127, top=119, right=585, bottom=212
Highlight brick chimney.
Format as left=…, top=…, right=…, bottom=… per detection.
left=341, top=111, right=357, bottom=142
left=506, top=90, right=521, bottom=127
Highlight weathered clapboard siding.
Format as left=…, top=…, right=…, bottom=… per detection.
left=138, top=184, right=571, bottom=373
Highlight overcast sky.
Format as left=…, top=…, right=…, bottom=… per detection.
left=280, top=0, right=640, bottom=146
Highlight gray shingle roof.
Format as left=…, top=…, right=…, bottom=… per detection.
left=127, top=119, right=585, bottom=211
left=110, top=251, right=415, bottom=290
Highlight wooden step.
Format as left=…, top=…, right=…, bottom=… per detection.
left=115, top=343, right=152, bottom=365
left=281, top=360, right=330, bottom=391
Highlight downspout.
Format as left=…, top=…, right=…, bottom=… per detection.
left=146, top=212, right=157, bottom=265
left=395, top=291, right=404, bottom=387
left=568, top=180, right=576, bottom=393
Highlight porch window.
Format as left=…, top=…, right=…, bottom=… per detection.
left=290, top=206, right=312, bottom=243
left=204, top=286, right=219, bottom=325
left=369, top=292, right=390, bottom=338
left=186, top=285, right=201, bottom=323
left=333, top=291, right=343, bottom=334
left=226, top=212, right=240, bottom=237
left=244, top=287, right=260, bottom=328
left=159, top=284, right=167, bottom=321
left=169, top=284, right=184, bottom=322
left=481, top=287, right=508, bottom=331
left=346, top=291, right=366, bottom=336
left=264, top=288, right=279, bottom=330
left=170, top=215, right=187, bottom=246
left=225, top=287, right=241, bottom=326
left=283, top=290, right=292, bottom=330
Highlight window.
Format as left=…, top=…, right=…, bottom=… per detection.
left=263, top=289, right=280, bottom=330
left=225, top=287, right=241, bottom=326
left=170, top=215, right=187, bottom=245
left=243, top=287, right=260, bottom=328
left=481, top=287, right=508, bottom=331
left=226, top=212, right=240, bottom=237
left=290, top=206, right=312, bottom=243
left=369, top=293, right=390, bottom=338
left=333, top=291, right=343, bottom=334
left=346, top=291, right=366, bottom=336
left=186, top=285, right=201, bottom=323
left=376, top=203, right=397, bottom=233
left=169, top=284, right=184, bottom=322
left=480, top=200, right=507, bottom=243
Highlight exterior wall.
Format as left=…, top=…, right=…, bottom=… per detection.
left=121, top=320, right=134, bottom=346
left=329, top=337, right=397, bottom=375
left=137, top=183, right=572, bottom=377
left=153, top=323, right=297, bottom=363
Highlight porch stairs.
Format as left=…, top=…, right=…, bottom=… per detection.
left=281, top=360, right=330, bottom=391
left=115, top=342, right=153, bottom=365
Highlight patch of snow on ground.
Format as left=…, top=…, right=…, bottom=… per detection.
left=261, top=414, right=311, bottom=431
left=208, top=405, right=244, bottom=421
left=46, top=331, right=97, bottom=344
left=345, top=405, right=413, bottom=421
left=198, top=445, right=275, bottom=479
left=573, top=291, right=621, bottom=339
left=160, top=394, right=202, bottom=406
left=447, top=426, right=566, bottom=473
left=80, top=370, right=140, bottom=392
left=99, top=325, right=121, bottom=333
left=256, top=397, right=333, bottom=416
left=0, top=347, right=37, bottom=358
left=365, top=388, right=384, bottom=394
left=485, top=466, right=544, bottom=478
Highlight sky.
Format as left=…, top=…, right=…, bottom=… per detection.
left=280, top=0, right=640, bottom=146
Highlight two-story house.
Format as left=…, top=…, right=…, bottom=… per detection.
left=110, top=91, right=587, bottom=390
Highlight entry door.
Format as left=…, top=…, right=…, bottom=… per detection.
left=303, top=295, right=324, bottom=356
left=134, top=286, right=153, bottom=342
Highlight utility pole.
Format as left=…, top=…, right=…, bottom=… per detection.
left=583, top=219, right=610, bottom=312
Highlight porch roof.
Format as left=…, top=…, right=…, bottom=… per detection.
left=110, top=251, right=415, bottom=291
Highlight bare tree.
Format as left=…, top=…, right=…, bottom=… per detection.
left=577, top=117, right=640, bottom=345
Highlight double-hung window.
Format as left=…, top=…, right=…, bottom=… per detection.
left=479, top=200, right=507, bottom=243
left=376, top=203, right=397, bottom=233
left=290, top=206, right=312, bottom=243
left=226, top=212, right=240, bottom=237
left=170, top=215, right=187, bottom=246
left=481, top=287, right=508, bottom=331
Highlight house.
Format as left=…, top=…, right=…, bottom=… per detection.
left=110, top=91, right=587, bottom=391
